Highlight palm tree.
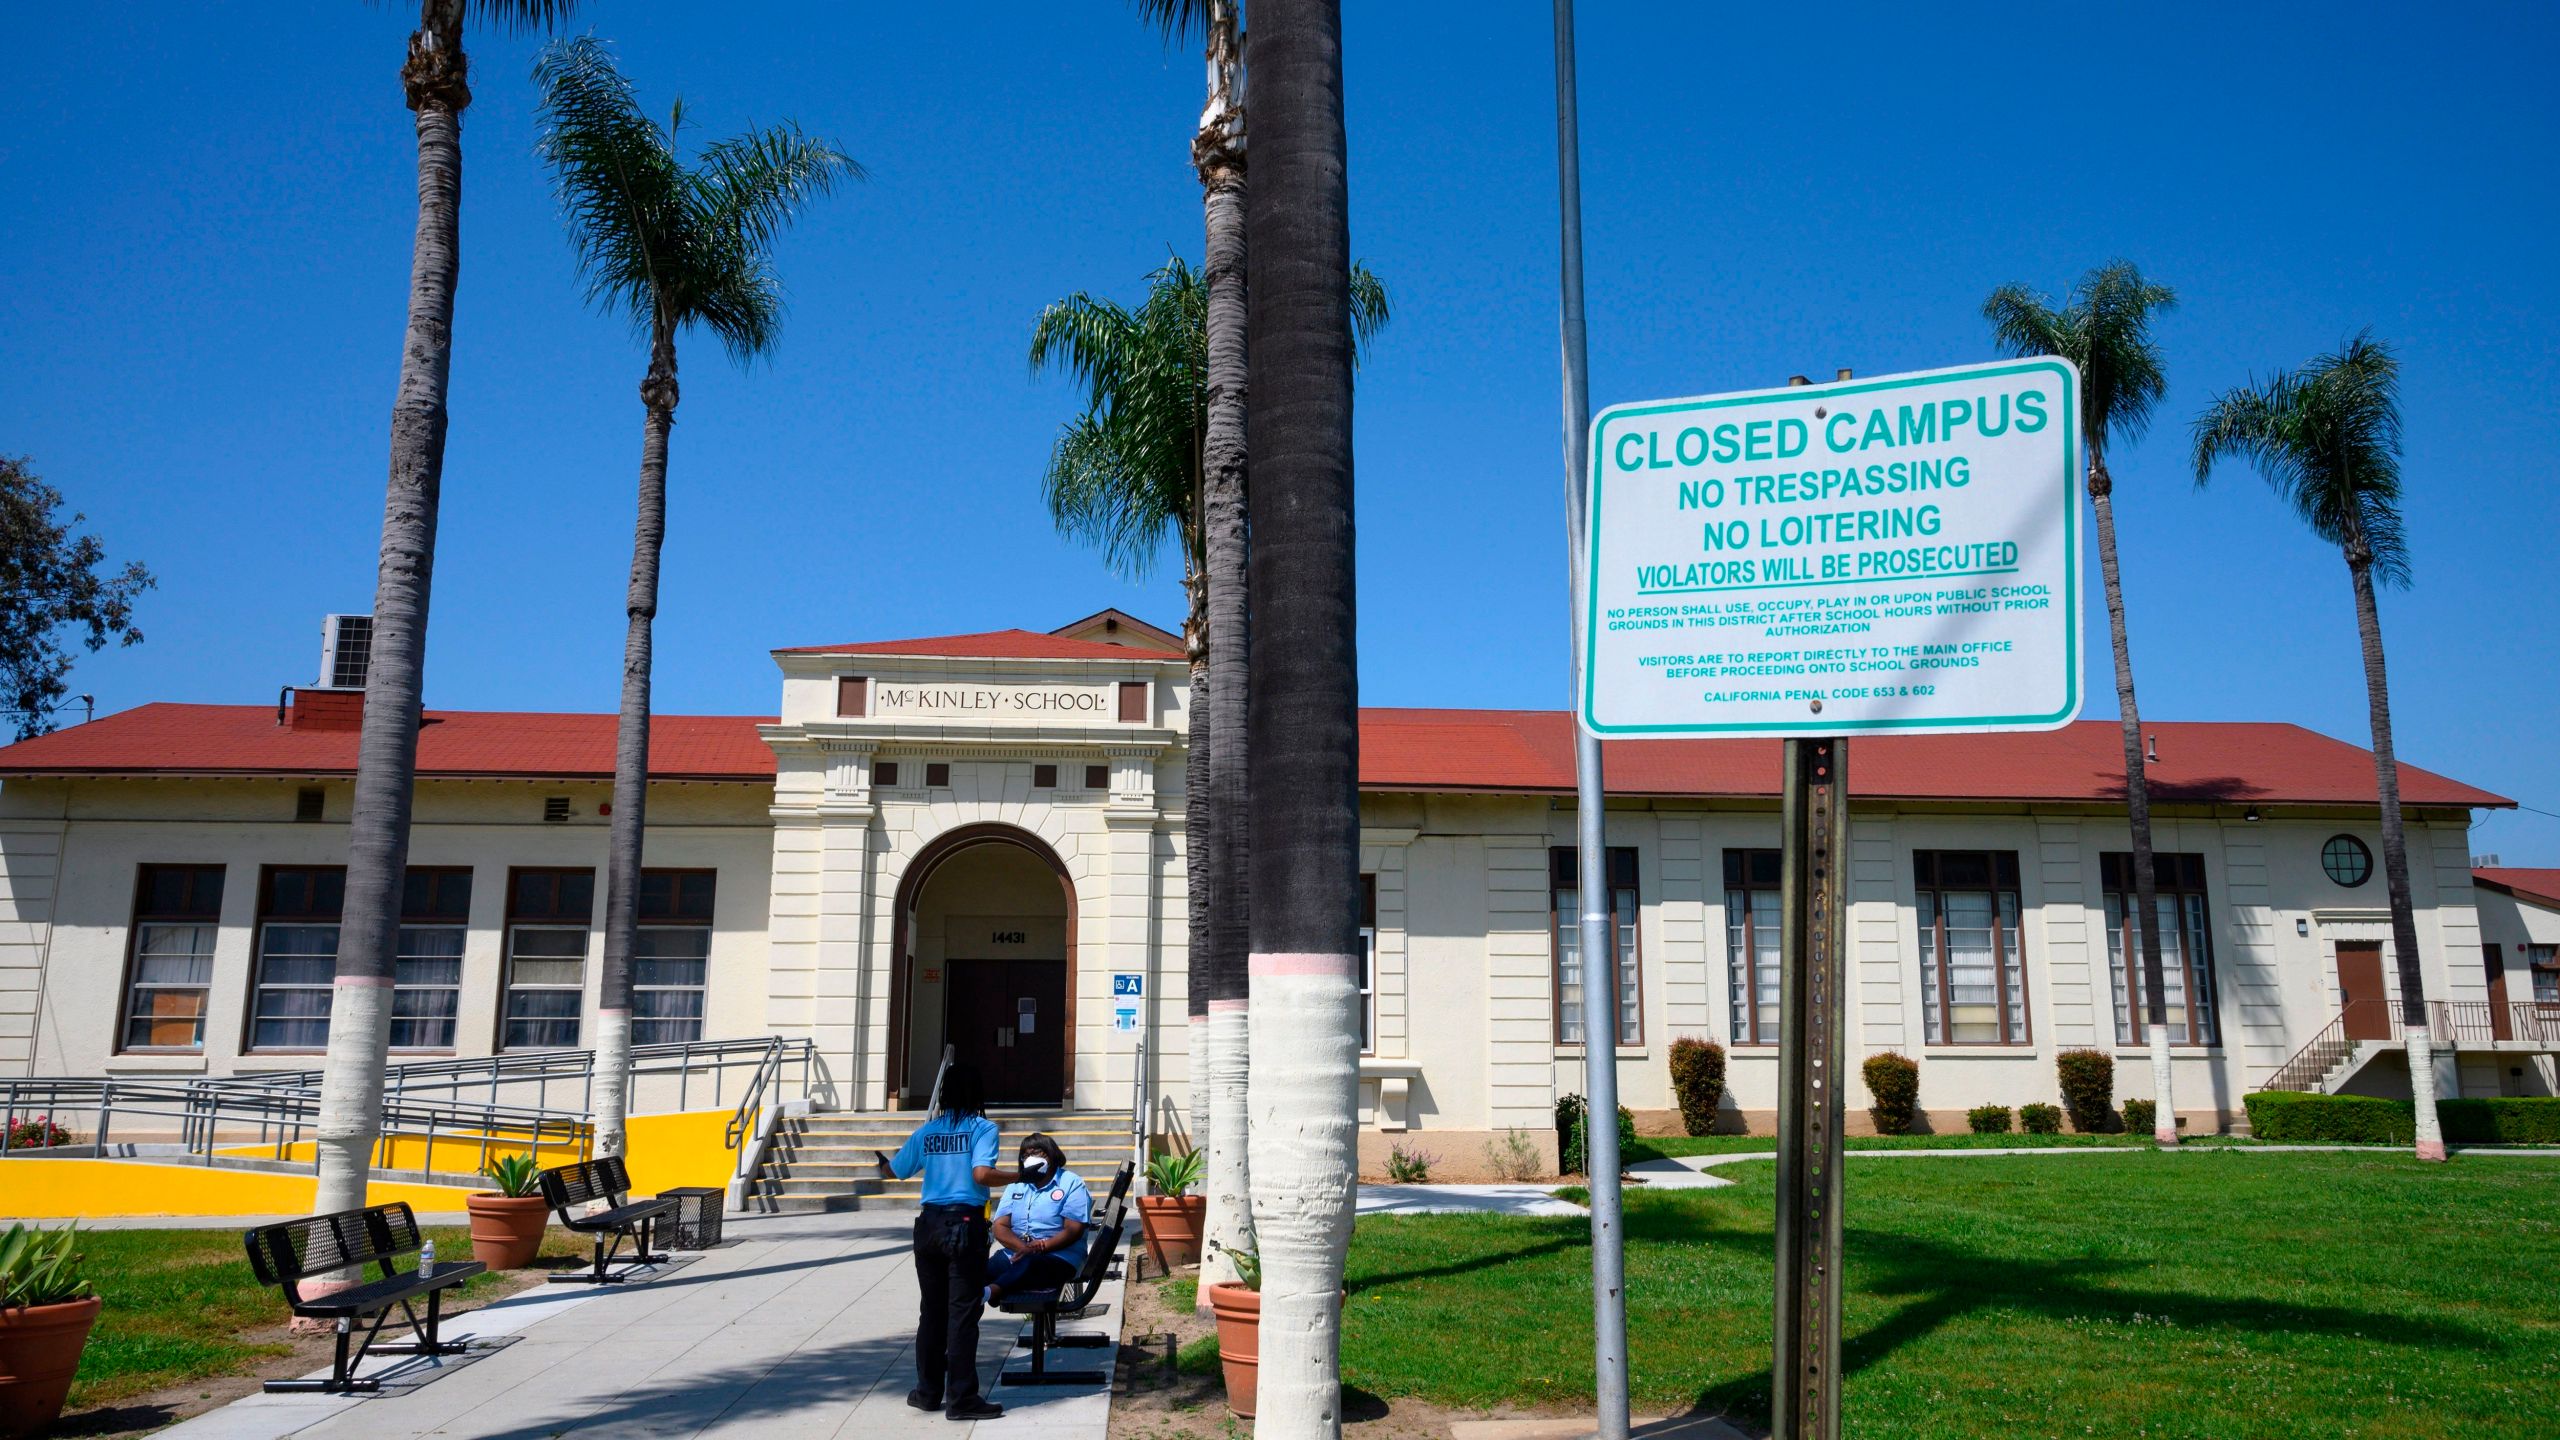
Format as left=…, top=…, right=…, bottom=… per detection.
left=314, top=0, right=578, bottom=1224
left=1984, top=262, right=2185, bottom=1146
left=535, top=34, right=855, bottom=1157
left=1138, top=0, right=1257, bottom=1306
left=2192, top=333, right=2443, bottom=1162
left=1243, top=0, right=1360, bottom=1430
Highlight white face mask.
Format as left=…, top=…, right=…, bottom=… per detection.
left=1021, top=1157, right=1051, bottom=1182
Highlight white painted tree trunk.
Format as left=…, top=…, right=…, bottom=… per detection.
left=1198, top=1000, right=1253, bottom=1304
left=2146, top=1024, right=2178, bottom=1145
left=2406, top=1026, right=2446, bottom=1162
left=592, top=1008, right=633, bottom=1157
left=1248, top=957, right=1358, bottom=1440
left=1189, top=1011, right=1212, bottom=1156
left=314, top=979, right=393, bottom=1216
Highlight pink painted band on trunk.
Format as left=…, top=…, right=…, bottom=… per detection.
left=1208, top=999, right=1248, bottom=1012
left=332, top=976, right=394, bottom=988
left=1249, top=952, right=1356, bottom=979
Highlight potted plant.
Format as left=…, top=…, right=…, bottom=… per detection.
left=0, top=1222, right=100, bottom=1439
left=1134, top=1149, right=1206, bottom=1271
left=466, top=1154, right=551, bottom=1270
left=1204, top=1243, right=1263, bottom=1418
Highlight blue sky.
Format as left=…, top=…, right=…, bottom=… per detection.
left=2, top=4, right=2555, bottom=858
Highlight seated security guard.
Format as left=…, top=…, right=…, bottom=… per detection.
left=985, top=1132, right=1090, bottom=1303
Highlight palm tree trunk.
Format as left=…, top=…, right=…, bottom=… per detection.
left=1195, top=0, right=1255, bottom=1304
left=1187, top=640, right=1212, bottom=1167
left=2087, top=455, right=2179, bottom=1145
left=1244, top=2, right=1360, bottom=1432
left=314, top=11, right=469, bottom=1221
left=594, top=326, right=678, bottom=1161
left=2345, top=544, right=2442, bottom=1161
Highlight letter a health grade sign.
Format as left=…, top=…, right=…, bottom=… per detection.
left=1580, top=359, right=2084, bottom=738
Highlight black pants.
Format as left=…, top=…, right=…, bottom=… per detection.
left=986, top=1248, right=1077, bottom=1298
left=912, top=1205, right=990, bottom=1404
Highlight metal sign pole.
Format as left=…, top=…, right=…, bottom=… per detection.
left=1551, top=3, right=1630, bottom=1435
left=1773, top=734, right=1848, bottom=1440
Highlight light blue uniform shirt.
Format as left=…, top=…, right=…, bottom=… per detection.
left=889, top=1112, right=1002, bottom=1207
left=996, top=1169, right=1093, bottom=1269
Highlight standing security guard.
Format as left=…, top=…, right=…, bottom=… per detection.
left=875, top=1064, right=1018, bottom=1421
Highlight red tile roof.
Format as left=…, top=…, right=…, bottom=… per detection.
left=0, top=704, right=2509, bottom=810
left=2475, top=868, right=2560, bottom=909
left=0, top=705, right=778, bottom=781
left=1357, top=711, right=2510, bottom=808
left=774, top=629, right=1183, bottom=661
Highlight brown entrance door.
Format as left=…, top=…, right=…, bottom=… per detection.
left=2484, top=945, right=2513, bottom=1041
left=2337, top=941, right=2393, bottom=1040
left=945, top=958, right=1067, bottom=1105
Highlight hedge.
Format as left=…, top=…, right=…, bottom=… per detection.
left=1967, top=1104, right=2013, bottom=1134
left=2019, top=1102, right=2063, bottom=1135
left=2055, top=1048, right=2114, bottom=1133
left=2440, top=1098, right=2560, bottom=1145
left=2122, top=1098, right=2157, bottom=1137
left=2243, top=1091, right=2415, bottom=1144
left=1863, top=1052, right=1919, bottom=1135
left=1557, top=1093, right=1637, bottom=1174
left=1668, top=1037, right=1728, bottom=1137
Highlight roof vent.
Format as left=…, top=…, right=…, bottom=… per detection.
left=543, top=796, right=572, bottom=823
left=2474, top=853, right=2502, bottom=868
left=319, top=614, right=373, bottom=691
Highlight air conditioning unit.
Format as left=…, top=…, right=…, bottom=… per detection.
left=318, top=614, right=373, bottom=691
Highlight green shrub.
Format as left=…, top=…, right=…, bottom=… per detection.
left=1863, top=1052, right=1919, bottom=1135
left=2243, top=1091, right=2415, bottom=1144
left=2438, top=1098, right=2560, bottom=1145
left=1556, top=1093, right=1635, bottom=1175
left=482, top=1152, right=543, bottom=1198
left=2018, top=1102, right=2063, bottom=1135
left=1967, top=1104, right=2013, bottom=1134
left=1384, top=1142, right=1435, bottom=1184
left=1146, top=1147, right=1206, bottom=1196
left=2055, top=1048, right=2115, bottom=1133
left=0, top=1223, right=93, bottom=1308
left=1668, top=1037, right=1729, bottom=1137
left=2122, top=1099, right=2158, bottom=1137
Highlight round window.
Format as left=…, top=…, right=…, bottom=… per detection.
left=2321, top=834, right=2373, bottom=888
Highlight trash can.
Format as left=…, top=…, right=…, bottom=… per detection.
left=657, top=1186, right=724, bottom=1249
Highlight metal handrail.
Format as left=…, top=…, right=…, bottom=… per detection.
left=2262, top=998, right=2425, bottom=1093
left=924, top=1043, right=956, bottom=1116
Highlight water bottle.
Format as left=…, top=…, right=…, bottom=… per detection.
left=420, top=1239, right=436, bottom=1276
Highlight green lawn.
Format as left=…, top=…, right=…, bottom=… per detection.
left=1341, top=1152, right=2560, bottom=1436
left=65, top=1226, right=579, bottom=1412
left=1623, top=1131, right=2173, bottom=1163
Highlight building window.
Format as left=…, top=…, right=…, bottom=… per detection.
left=2531, top=945, right=2560, bottom=1005
left=394, top=868, right=471, bottom=1050
left=2321, top=834, right=2372, bottom=888
left=248, top=866, right=345, bottom=1050
left=1085, top=764, right=1110, bottom=792
left=1551, top=847, right=1640, bottom=1046
left=121, top=864, right=224, bottom=1052
left=1118, top=681, right=1148, bottom=723
left=1359, top=873, right=1377, bottom=1055
left=294, top=787, right=325, bottom=822
left=1916, top=850, right=2028, bottom=1045
left=1033, top=764, right=1058, bottom=789
left=836, top=675, right=867, bottom=717
left=2101, top=853, right=2219, bottom=1046
left=504, top=868, right=593, bottom=1049
left=634, top=869, right=716, bottom=1045
left=874, top=761, right=900, bottom=788
left=1724, top=849, right=1782, bottom=1046
left=925, top=762, right=951, bottom=788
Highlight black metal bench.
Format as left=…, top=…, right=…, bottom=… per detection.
left=997, top=1198, right=1129, bottom=1386
left=537, top=1154, right=676, bottom=1284
left=1101, top=1159, right=1135, bottom=1210
left=242, top=1201, right=484, bottom=1393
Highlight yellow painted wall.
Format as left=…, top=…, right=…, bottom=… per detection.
left=0, top=1158, right=478, bottom=1219
left=217, top=1133, right=587, bottom=1177
left=4, top=1110, right=740, bottom=1219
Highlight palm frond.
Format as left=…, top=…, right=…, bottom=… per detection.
left=459, top=0, right=580, bottom=35
left=1349, top=261, right=1391, bottom=366
left=534, top=36, right=854, bottom=369
left=2191, top=330, right=2409, bottom=587
left=1044, top=413, right=1188, bottom=581
left=1981, top=283, right=2069, bottom=364
left=1983, top=261, right=2174, bottom=456
left=1133, top=0, right=1214, bottom=44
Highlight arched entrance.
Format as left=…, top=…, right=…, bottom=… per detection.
left=888, top=824, right=1077, bottom=1107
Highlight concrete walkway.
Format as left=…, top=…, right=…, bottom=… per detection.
left=159, top=1210, right=1123, bottom=1440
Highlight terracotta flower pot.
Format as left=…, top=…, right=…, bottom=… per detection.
left=1205, top=1281, right=1260, bottom=1418
left=0, top=1295, right=102, bottom=1439
left=1134, top=1194, right=1206, bottom=1271
left=467, top=1193, right=551, bottom=1271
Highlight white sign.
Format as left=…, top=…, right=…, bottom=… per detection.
left=1112, top=1005, right=1139, bottom=1033
left=1580, top=359, right=2083, bottom=738
left=871, top=680, right=1122, bottom=721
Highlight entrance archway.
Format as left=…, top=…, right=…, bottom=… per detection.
left=888, top=824, right=1077, bottom=1107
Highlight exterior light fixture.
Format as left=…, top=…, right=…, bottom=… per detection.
left=2295, top=917, right=2310, bottom=937
left=2243, top=807, right=2261, bottom=823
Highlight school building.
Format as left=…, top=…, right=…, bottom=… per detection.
left=0, top=610, right=2552, bottom=1189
